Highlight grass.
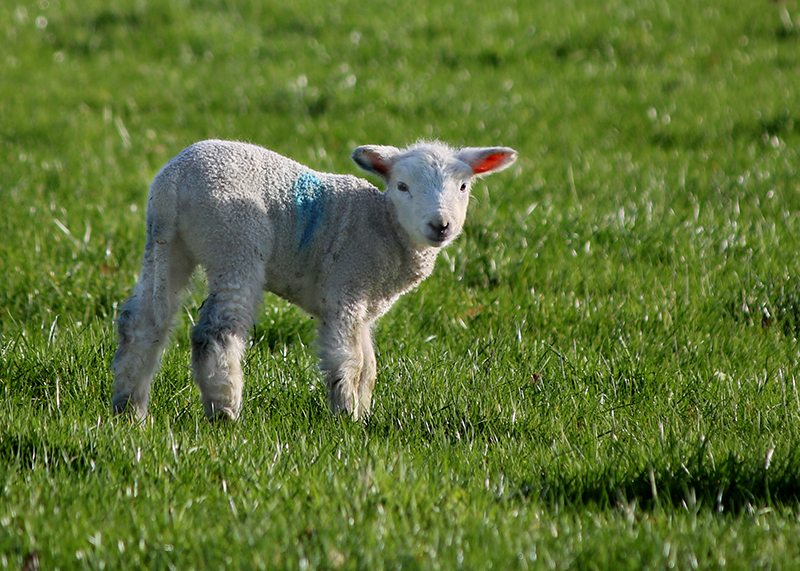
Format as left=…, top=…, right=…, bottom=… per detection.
left=2, top=0, right=800, bottom=568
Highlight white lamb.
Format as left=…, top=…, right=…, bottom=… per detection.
left=111, top=139, right=517, bottom=421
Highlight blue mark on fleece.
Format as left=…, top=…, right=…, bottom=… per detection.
left=292, top=171, right=326, bottom=249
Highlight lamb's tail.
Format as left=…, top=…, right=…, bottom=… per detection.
left=112, top=163, right=192, bottom=418
left=142, top=165, right=179, bottom=321
left=143, top=163, right=189, bottom=320
left=146, top=164, right=179, bottom=246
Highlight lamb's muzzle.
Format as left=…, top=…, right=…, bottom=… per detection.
left=427, top=220, right=451, bottom=245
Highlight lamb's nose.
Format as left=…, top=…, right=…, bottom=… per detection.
left=428, top=220, right=450, bottom=240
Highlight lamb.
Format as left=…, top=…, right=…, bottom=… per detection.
left=111, top=139, right=517, bottom=421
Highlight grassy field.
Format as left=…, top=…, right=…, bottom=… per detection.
left=2, top=0, right=800, bottom=568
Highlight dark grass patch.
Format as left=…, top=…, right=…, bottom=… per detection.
left=724, top=277, right=800, bottom=337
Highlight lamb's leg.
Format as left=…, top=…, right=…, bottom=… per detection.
left=112, top=239, right=194, bottom=421
left=317, top=317, right=370, bottom=419
left=356, top=326, right=377, bottom=417
left=192, top=272, right=264, bottom=422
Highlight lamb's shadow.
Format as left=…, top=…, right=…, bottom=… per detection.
left=509, top=446, right=800, bottom=513
left=365, top=406, right=800, bottom=513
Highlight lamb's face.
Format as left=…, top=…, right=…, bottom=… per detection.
left=351, top=142, right=518, bottom=250
left=387, top=154, right=474, bottom=249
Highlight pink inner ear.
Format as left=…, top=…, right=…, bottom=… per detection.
left=471, top=153, right=509, bottom=174
left=367, top=152, right=390, bottom=175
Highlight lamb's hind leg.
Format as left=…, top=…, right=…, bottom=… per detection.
left=192, top=266, right=264, bottom=422
left=112, top=238, right=195, bottom=421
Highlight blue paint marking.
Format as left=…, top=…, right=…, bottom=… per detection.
left=292, top=171, right=326, bottom=249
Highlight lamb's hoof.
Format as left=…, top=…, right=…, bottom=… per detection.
left=329, top=402, right=369, bottom=421
left=111, top=396, right=147, bottom=424
left=204, top=403, right=240, bottom=423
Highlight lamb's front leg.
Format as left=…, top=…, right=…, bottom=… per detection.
left=317, top=317, right=373, bottom=419
left=357, top=326, right=377, bottom=416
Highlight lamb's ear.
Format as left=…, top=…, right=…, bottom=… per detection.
left=457, top=147, right=518, bottom=177
left=351, top=145, right=401, bottom=182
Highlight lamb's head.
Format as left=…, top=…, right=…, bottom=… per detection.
left=352, top=142, right=517, bottom=249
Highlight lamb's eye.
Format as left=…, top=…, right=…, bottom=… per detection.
left=460, top=183, right=468, bottom=192
left=397, top=182, right=409, bottom=192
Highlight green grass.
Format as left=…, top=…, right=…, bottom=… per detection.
left=2, top=0, right=800, bottom=568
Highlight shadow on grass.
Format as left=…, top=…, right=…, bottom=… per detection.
left=0, top=430, right=94, bottom=474
left=511, top=444, right=800, bottom=513
left=367, top=404, right=800, bottom=513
